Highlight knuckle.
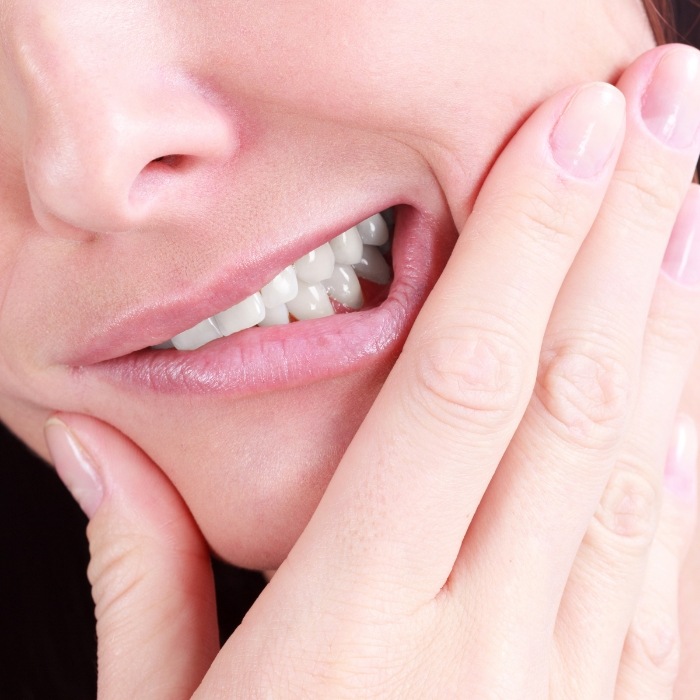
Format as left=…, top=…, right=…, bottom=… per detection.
left=614, top=158, right=681, bottom=223
left=494, top=179, right=581, bottom=247
left=592, top=464, right=660, bottom=551
left=534, top=341, right=632, bottom=449
left=409, top=326, right=526, bottom=431
left=87, top=523, right=148, bottom=622
left=626, top=609, right=681, bottom=685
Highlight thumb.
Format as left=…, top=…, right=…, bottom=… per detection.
left=44, top=414, right=219, bottom=700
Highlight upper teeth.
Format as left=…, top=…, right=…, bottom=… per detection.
left=158, top=211, right=393, bottom=352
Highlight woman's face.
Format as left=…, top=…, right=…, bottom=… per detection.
left=0, top=0, right=653, bottom=568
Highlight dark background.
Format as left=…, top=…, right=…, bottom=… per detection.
left=1, top=3, right=699, bottom=697
left=0, top=423, right=265, bottom=698
left=677, top=0, right=700, bottom=48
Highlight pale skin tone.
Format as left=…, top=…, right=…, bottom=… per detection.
left=2, top=0, right=700, bottom=696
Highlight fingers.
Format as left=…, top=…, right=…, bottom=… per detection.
left=44, top=414, right=218, bottom=700
left=615, top=415, right=698, bottom=700
left=289, top=80, right=627, bottom=600
left=453, top=46, right=700, bottom=633
left=553, top=187, right=700, bottom=696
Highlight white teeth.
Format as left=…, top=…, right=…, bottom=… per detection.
left=214, top=292, right=266, bottom=336
left=260, top=266, right=298, bottom=308
left=171, top=318, right=222, bottom=351
left=356, top=213, right=389, bottom=246
left=323, top=264, right=363, bottom=309
left=287, top=282, right=334, bottom=320
left=155, top=209, right=395, bottom=351
left=353, top=245, right=392, bottom=285
left=258, top=303, right=290, bottom=326
left=294, top=242, right=335, bottom=284
left=329, top=226, right=363, bottom=265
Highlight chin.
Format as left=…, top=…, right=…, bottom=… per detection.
left=116, top=365, right=390, bottom=571
left=167, top=375, right=386, bottom=570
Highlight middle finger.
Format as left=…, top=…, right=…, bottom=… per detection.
left=458, top=45, right=700, bottom=634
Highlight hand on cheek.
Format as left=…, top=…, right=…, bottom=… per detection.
left=45, top=44, right=700, bottom=699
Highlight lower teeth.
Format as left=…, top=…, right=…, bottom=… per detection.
left=162, top=209, right=394, bottom=351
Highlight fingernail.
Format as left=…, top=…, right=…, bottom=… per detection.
left=44, top=418, right=104, bottom=518
left=550, top=83, right=625, bottom=178
left=642, top=47, right=700, bottom=149
left=662, top=187, right=700, bottom=287
left=664, top=414, right=698, bottom=500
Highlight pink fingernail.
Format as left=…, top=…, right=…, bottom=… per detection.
left=641, top=47, right=700, bottom=149
left=664, top=414, right=698, bottom=500
left=44, top=418, right=104, bottom=518
left=662, top=187, right=700, bottom=288
left=550, top=83, right=625, bottom=178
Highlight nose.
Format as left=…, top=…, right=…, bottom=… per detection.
left=20, top=54, right=237, bottom=235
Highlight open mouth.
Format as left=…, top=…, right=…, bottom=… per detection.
left=156, top=210, right=395, bottom=352
left=86, top=203, right=455, bottom=395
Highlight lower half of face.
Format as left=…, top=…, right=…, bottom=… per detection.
left=0, top=0, right=654, bottom=568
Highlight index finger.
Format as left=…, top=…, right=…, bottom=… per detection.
left=287, top=81, right=627, bottom=600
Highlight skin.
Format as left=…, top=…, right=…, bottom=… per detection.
left=2, top=0, right=700, bottom=695
left=47, top=52, right=700, bottom=696
left=0, top=0, right=656, bottom=566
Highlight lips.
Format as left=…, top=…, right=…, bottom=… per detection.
left=76, top=204, right=456, bottom=396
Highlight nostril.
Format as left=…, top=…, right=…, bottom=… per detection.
left=149, top=154, right=183, bottom=168
left=128, top=154, right=193, bottom=211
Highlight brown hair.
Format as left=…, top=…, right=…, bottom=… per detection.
left=644, top=0, right=700, bottom=46
left=643, top=0, right=675, bottom=43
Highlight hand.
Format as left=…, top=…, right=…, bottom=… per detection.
left=45, top=44, right=700, bottom=698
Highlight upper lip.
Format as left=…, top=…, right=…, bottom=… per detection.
left=69, top=199, right=401, bottom=366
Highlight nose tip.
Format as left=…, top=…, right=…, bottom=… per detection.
left=25, top=83, right=237, bottom=235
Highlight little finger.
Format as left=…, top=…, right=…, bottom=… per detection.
left=615, top=415, right=698, bottom=700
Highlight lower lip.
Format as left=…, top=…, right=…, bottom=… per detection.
left=88, top=206, right=453, bottom=396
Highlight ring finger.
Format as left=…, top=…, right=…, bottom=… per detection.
left=615, top=415, right=698, bottom=699
left=555, top=186, right=700, bottom=696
